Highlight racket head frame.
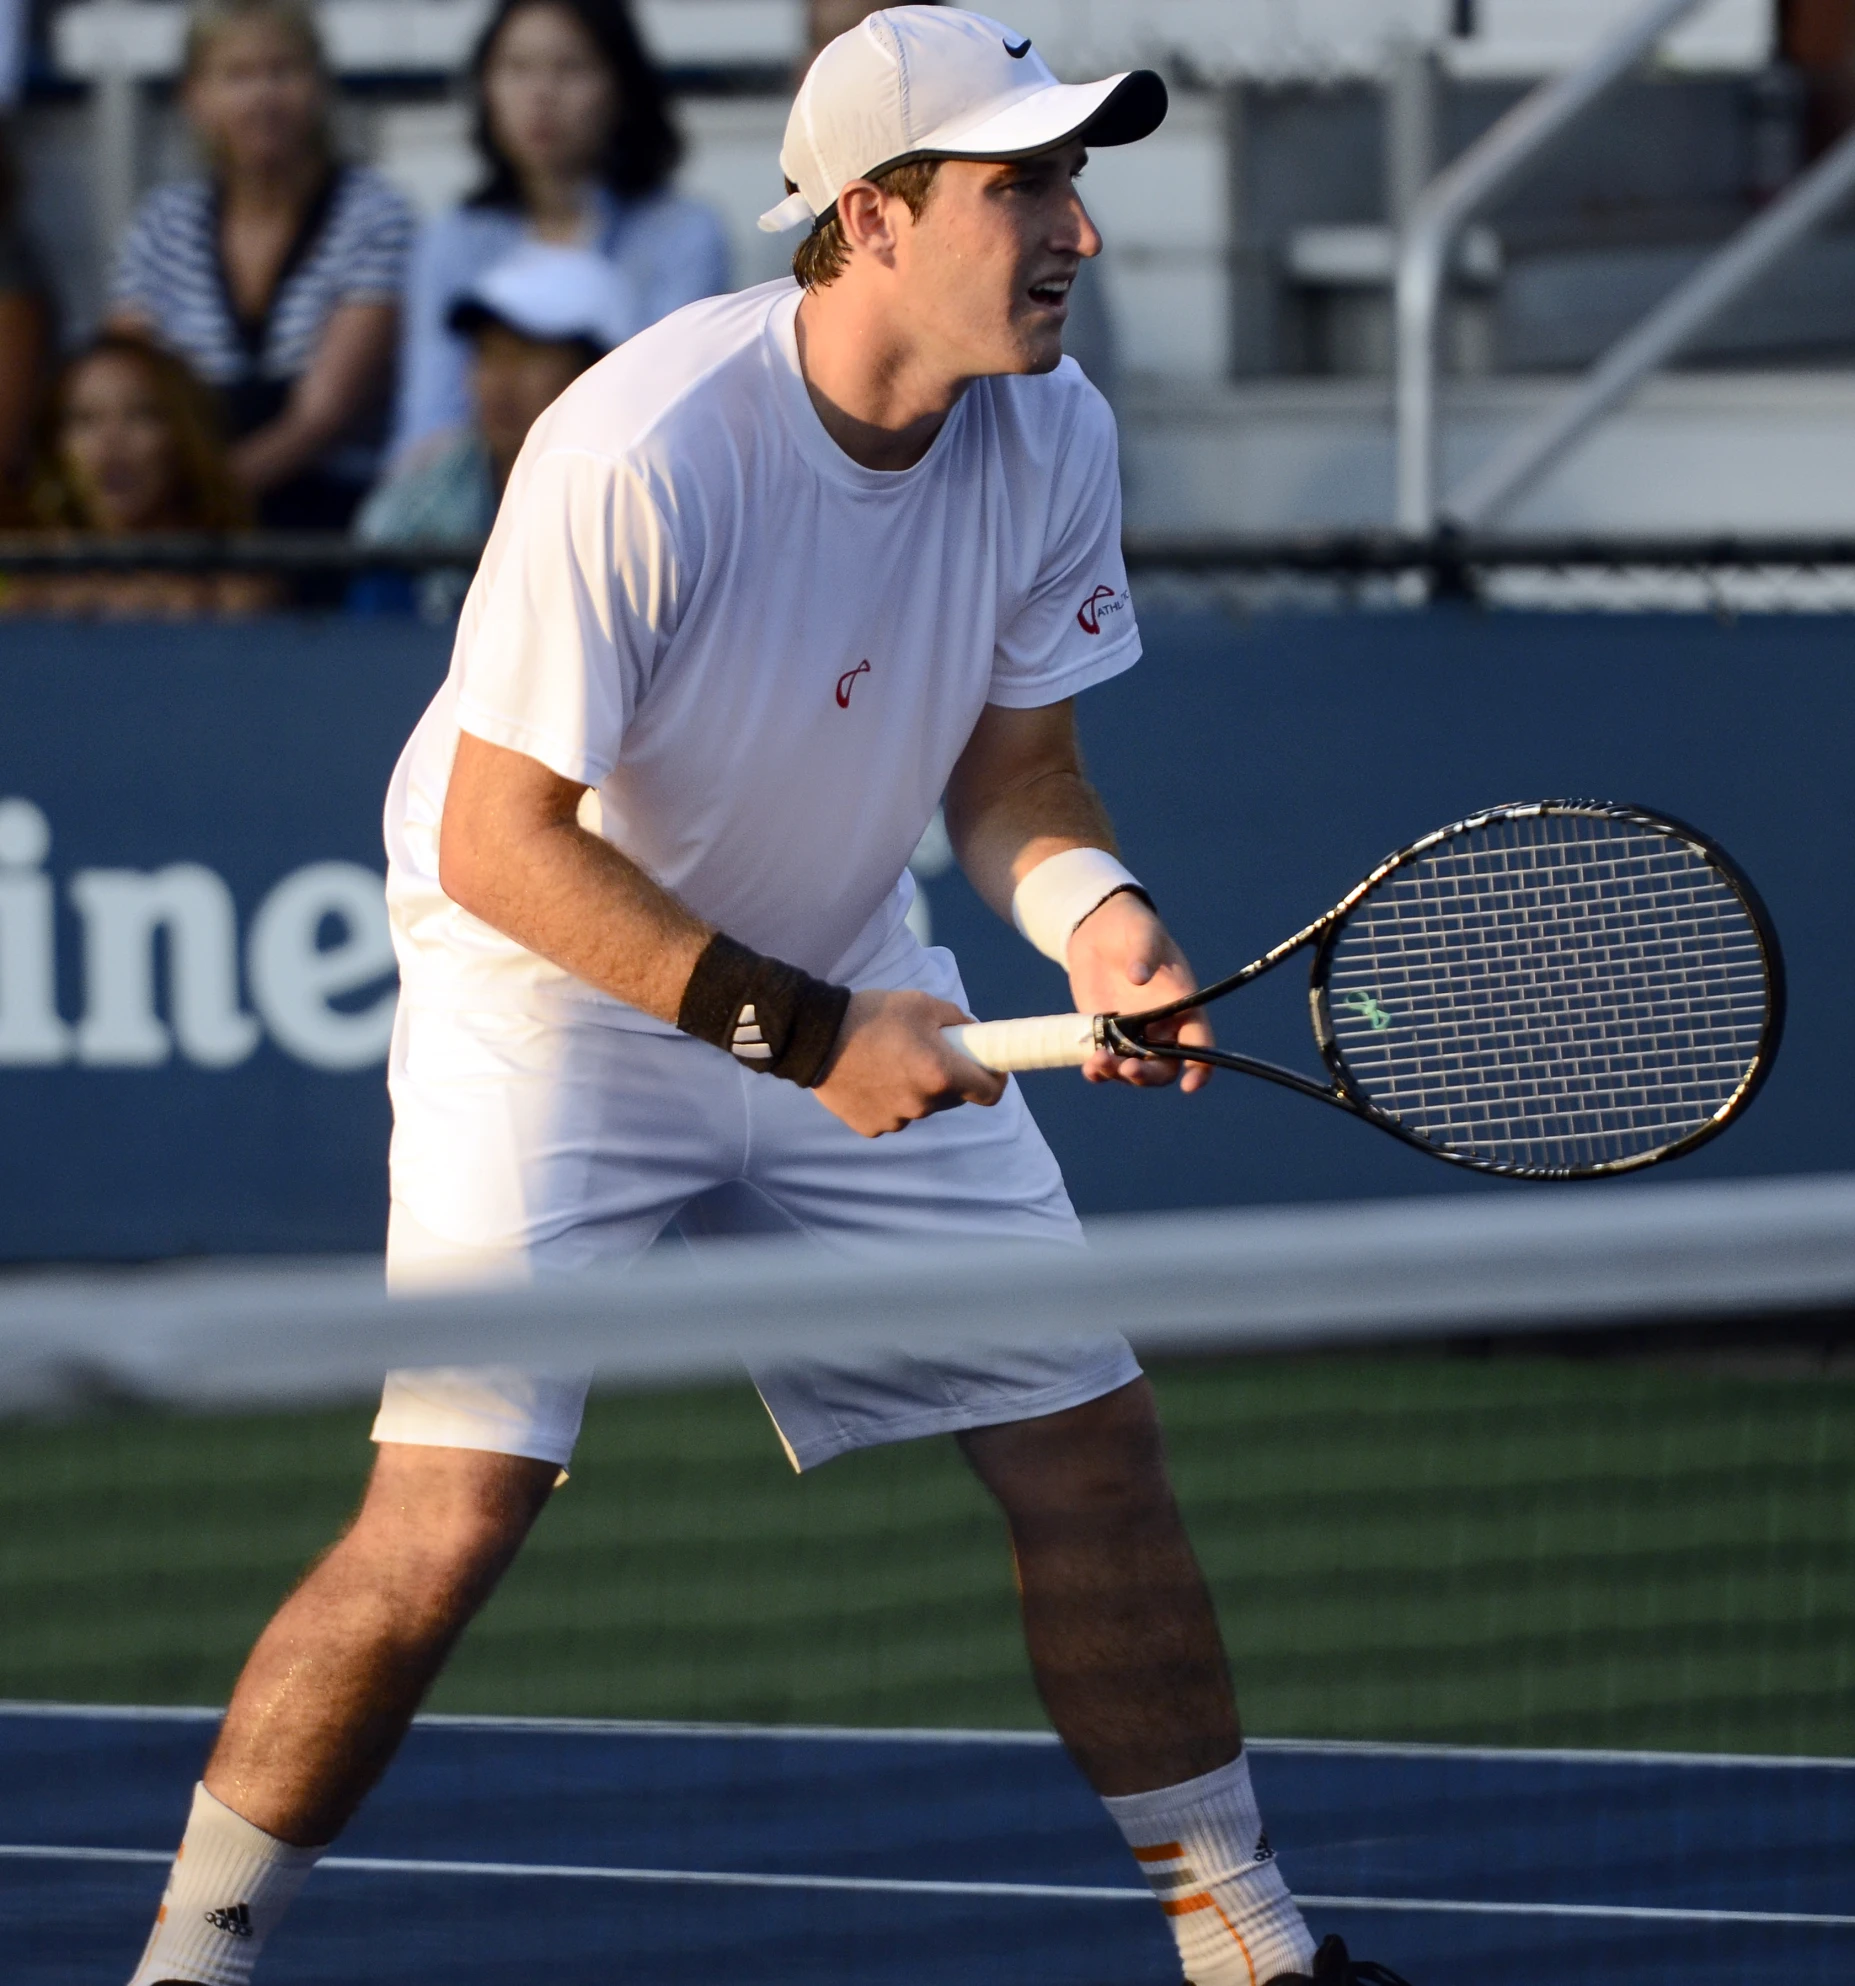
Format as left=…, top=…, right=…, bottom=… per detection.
left=1102, top=799, right=1787, bottom=1181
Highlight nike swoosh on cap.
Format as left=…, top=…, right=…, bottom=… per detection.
left=1004, top=37, right=1032, bottom=57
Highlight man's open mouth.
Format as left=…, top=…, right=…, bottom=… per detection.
left=1027, top=275, right=1074, bottom=309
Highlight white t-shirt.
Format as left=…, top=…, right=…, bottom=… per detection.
left=384, top=279, right=1140, bottom=1026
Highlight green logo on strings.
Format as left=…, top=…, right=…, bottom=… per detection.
left=1343, top=991, right=1392, bottom=1031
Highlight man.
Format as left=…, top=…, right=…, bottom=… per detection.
left=127, top=13, right=1403, bottom=1986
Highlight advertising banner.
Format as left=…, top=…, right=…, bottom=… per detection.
left=0, top=608, right=1847, bottom=1259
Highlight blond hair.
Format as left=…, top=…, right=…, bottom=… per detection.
left=183, top=0, right=327, bottom=80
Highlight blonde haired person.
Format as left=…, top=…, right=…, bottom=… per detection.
left=106, top=0, right=413, bottom=528
left=6, top=333, right=272, bottom=617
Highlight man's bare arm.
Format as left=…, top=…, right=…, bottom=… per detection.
left=943, top=697, right=1118, bottom=919
left=438, top=732, right=1004, bottom=1134
left=439, top=730, right=710, bottom=1022
left=944, top=701, right=1213, bottom=1092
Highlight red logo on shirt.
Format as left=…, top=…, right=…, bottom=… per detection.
left=835, top=660, right=871, bottom=708
left=1077, top=585, right=1121, bottom=635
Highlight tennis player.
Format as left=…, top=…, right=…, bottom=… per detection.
left=129, top=14, right=1401, bottom=1986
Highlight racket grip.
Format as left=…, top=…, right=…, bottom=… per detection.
left=944, top=1014, right=1098, bottom=1072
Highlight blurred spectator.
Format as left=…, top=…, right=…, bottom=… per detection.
left=4, top=333, right=273, bottom=617
left=1783, top=0, right=1855, bottom=155
left=105, top=0, right=413, bottom=529
left=391, top=0, right=728, bottom=462
left=359, top=243, right=636, bottom=615
left=0, top=123, right=50, bottom=507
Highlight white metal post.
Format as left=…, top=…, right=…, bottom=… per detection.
left=1448, top=120, right=1855, bottom=529
left=1394, top=0, right=1705, bottom=534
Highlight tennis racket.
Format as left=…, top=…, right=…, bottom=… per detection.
left=943, top=801, right=1783, bottom=1180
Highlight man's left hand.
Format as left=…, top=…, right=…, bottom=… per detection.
left=1065, top=891, right=1213, bottom=1093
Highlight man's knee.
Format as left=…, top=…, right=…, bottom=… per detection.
left=337, top=1442, right=558, bottom=1614
left=959, top=1378, right=1175, bottom=1523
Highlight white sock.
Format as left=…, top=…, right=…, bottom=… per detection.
left=1103, top=1752, right=1316, bottom=1986
left=126, top=1783, right=324, bottom=1986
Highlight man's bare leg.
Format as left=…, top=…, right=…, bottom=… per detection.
left=960, top=1378, right=1317, bottom=1982
left=128, top=1444, right=557, bottom=1983
left=958, top=1375, right=1238, bottom=1795
left=204, top=1442, right=557, bottom=1844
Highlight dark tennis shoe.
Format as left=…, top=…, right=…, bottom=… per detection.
left=1261, top=1932, right=1415, bottom=1985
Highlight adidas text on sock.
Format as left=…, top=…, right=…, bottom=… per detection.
left=1103, top=1751, right=1316, bottom=1986
left=126, top=1782, right=324, bottom=1986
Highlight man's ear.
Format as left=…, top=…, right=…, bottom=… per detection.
left=836, top=178, right=906, bottom=269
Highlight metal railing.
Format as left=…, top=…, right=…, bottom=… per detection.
left=0, top=533, right=484, bottom=574
left=1447, top=121, right=1855, bottom=528
left=11, top=530, right=1855, bottom=583
left=1394, top=0, right=1707, bottom=533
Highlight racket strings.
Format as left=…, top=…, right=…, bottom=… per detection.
left=1324, top=814, right=1771, bottom=1171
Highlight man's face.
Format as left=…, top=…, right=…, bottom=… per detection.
left=887, top=142, right=1101, bottom=379
left=471, top=323, right=595, bottom=484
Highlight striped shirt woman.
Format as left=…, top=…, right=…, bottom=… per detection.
left=107, top=0, right=414, bottom=529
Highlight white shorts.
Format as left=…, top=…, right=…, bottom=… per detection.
left=376, top=937, right=1138, bottom=1471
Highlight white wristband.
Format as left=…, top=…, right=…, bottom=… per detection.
left=1011, top=847, right=1145, bottom=965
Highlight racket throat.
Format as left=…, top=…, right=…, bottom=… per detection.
left=1103, top=1017, right=1348, bottom=1110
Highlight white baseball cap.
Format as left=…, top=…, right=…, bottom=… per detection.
left=448, top=243, right=643, bottom=353
left=758, top=6, right=1166, bottom=235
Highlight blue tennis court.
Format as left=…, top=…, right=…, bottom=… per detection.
left=5, top=1704, right=1850, bottom=1984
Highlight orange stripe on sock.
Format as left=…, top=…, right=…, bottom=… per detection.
left=1209, top=1895, right=1259, bottom=1986
left=1132, top=1841, right=1185, bottom=1863
left=1157, top=1892, right=1260, bottom=1986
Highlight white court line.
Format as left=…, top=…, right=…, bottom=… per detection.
left=4, top=1702, right=1853, bottom=1773
left=5, top=1845, right=1854, bottom=1929
left=1248, top=1737, right=1855, bottom=1774
left=1296, top=1895, right=1855, bottom=1930
left=0, top=1846, right=1139, bottom=1904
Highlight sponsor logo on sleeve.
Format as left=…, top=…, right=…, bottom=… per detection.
left=1004, top=35, right=1033, bottom=57
left=1076, top=585, right=1127, bottom=636
left=835, top=659, right=872, bottom=708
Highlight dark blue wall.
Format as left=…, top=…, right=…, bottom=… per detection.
left=0, top=607, right=1845, bottom=1259
left=0, top=620, right=444, bottom=1258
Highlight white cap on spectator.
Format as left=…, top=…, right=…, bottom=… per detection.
left=448, top=243, right=643, bottom=352
left=758, top=6, right=1165, bottom=234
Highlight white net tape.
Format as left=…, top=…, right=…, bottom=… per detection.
left=3, top=1177, right=1850, bottom=1420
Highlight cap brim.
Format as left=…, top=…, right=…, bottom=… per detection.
left=448, top=299, right=507, bottom=338
left=896, top=69, right=1167, bottom=169
left=448, top=298, right=604, bottom=352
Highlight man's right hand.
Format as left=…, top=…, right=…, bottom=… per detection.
left=812, top=989, right=1007, bottom=1137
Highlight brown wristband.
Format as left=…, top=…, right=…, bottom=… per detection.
left=676, top=933, right=851, bottom=1089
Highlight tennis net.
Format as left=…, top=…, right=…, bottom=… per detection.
left=5, top=1176, right=1854, bottom=1985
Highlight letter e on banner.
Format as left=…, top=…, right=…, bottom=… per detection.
left=249, top=863, right=398, bottom=1070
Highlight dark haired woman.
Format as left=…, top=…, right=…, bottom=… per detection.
left=105, top=0, right=414, bottom=529
left=6, top=334, right=274, bottom=616
left=391, top=0, right=728, bottom=460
